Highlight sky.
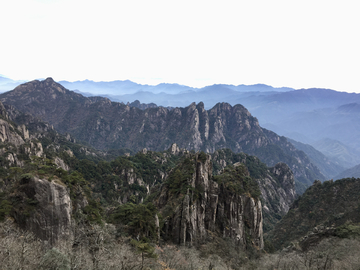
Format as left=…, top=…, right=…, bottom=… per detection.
left=1, top=0, right=360, bottom=92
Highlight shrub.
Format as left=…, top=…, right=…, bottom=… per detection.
left=336, top=223, right=360, bottom=238
left=20, top=173, right=34, bottom=184
left=110, top=202, right=158, bottom=240
left=0, top=198, right=11, bottom=221
left=213, top=165, right=261, bottom=199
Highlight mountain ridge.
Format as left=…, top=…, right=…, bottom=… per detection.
left=0, top=78, right=326, bottom=187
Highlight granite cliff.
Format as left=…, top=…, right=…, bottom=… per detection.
left=13, top=175, right=73, bottom=246
left=211, top=149, right=296, bottom=232
left=155, top=152, right=263, bottom=249
left=0, top=101, right=99, bottom=247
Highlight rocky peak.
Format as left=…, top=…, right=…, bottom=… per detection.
left=17, top=124, right=30, bottom=140
left=196, top=101, right=205, bottom=111
left=211, top=149, right=297, bottom=231
left=44, top=77, right=55, bottom=83
left=8, top=77, right=64, bottom=96
left=156, top=152, right=264, bottom=249
left=270, top=162, right=296, bottom=202
left=169, top=143, right=180, bottom=155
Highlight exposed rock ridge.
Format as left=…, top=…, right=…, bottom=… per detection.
left=157, top=153, right=264, bottom=249
left=0, top=118, right=24, bottom=145
left=266, top=162, right=296, bottom=214
left=0, top=79, right=326, bottom=185
left=0, top=101, right=46, bottom=167
left=211, top=149, right=297, bottom=231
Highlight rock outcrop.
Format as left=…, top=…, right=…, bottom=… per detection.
left=13, top=175, right=72, bottom=246
left=263, top=162, right=296, bottom=215
left=156, top=153, right=264, bottom=249
left=0, top=118, right=25, bottom=146
left=211, top=149, right=297, bottom=231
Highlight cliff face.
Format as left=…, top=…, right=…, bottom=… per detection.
left=0, top=118, right=25, bottom=146
left=0, top=101, right=93, bottom=247
left=14, top=175, right=72, bottom=246
left=156, top=153, right=264, bottom=249
left=266, top=163, right=296, bottom=215
left=0, top=101, right=25, bottom=147
left=211, top=149, right=296, bottom=232
left=0, top=101, right=46, bottom=168
left=0, top=78, right=326, bottom=186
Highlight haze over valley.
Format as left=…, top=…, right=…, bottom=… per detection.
left=3, top=75, right=359, bottom=179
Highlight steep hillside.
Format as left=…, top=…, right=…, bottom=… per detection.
left=0, top=78, right=325, bottom=186
left=311, top=138, right=360, bottom=168
left=144, top=152, right=264, bottom=249
left=268, top=178, right=360, bottom=251
left=288, top=138, right=345, bottom=179
left=59, top=80, right=360, bottom=160
left=334, top=163, right=360, bottom=180
left=211, top=149, right=296, bottom=232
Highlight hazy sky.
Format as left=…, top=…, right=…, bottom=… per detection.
left=1, top=0, right=359, bottom=92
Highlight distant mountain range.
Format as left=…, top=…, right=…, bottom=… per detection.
left=58, top=79, right=360, bottom=171
left=3, top=75, right=360, bottom=267
left=2, top=76, right=360, bottom=176
left=0, top=75, right=26, bottom=92
left=0, top=78, right=329, bottom=190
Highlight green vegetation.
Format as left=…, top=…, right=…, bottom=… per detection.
left=166, top=157, right=195, bottom=195
left=110, top=202, right=158, bottom=240
left=198, top=151, right=207, bottom=162
left=0, top=193, right=11, bottom=221
left=212, top=149, right=268, bottom=180
left=213, top=164, right=261, bottom=199
left=130, top=239, right=158, bottom=260
left=269, top=178, right=360, bottom=250
left=336, top=223, right=360, bottom=238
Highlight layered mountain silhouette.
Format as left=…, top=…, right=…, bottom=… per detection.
left=58, top=79, right=360, bottom=168
left=0, top=75, right=26, bottom=92
left=4, top=76, right=360, bottom=170
left=0, top=78, right=326, bottom=187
